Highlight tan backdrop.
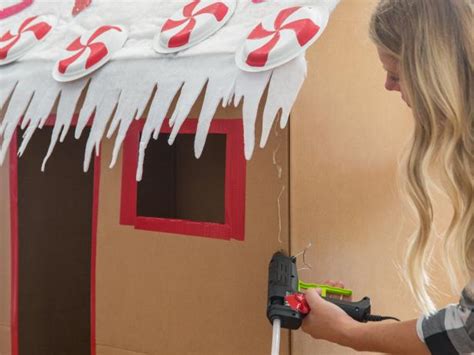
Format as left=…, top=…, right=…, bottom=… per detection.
left=290, top=1, right=457, bottom=354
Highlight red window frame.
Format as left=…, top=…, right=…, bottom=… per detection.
left=120, top=118, right=246, bottom=241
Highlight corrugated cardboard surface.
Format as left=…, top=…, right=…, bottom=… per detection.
left=95, top=115, right=290, bottom=355
left=0, top=152, right=11, bottom=355
left=290, top=1, right=457, bottom=354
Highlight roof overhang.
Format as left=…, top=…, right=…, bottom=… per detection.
left=0, top=0, right=340, bottom=178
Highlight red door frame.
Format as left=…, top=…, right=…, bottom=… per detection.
left=9, top=115, right=100, bottom=355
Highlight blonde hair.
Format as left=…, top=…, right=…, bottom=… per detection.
left=370, top=0, right=473, bottom=314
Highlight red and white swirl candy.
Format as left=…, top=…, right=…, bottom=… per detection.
left=53, top=25, right=128, bottom=82
left=154, top=0, right=236, bottom=53
left=236, top=6, right=328, bottom=72
left=72, top=0, right=92, bottom=16
left=0, top=0, right=34, bottom=20
left=0, top=15, right=54, bottom=65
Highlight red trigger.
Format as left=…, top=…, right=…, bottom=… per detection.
left=285, top=293, right=311, bottom=315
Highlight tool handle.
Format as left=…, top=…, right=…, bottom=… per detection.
left=285, top=294, right=372, bottom=323
left=324, top=296, right=372, bottom=323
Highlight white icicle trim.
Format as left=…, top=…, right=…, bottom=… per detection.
left=194, top=62, right=237, bottom=160
left=0, top=54, right=307, bottom=179
left=41, top=79, right=87, bottom=171
left=260, top=55, right=308, bottom=148
left=234, top=69, right=272, bottom=160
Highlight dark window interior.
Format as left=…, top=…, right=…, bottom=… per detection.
left=137, top=133, right=226, bottom=224
left=17, top=127, right=92, bottom=355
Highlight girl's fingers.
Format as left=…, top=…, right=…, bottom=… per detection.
left=324, top=279, right=337, bottom=287
left=323, top=280, right=345, bottom=289
left=322, top=280, right=350, bottom=300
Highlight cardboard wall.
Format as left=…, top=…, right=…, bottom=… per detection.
left=95, top=111, right=290, bottom=355
left=290, top=1, right=457, bottom=354
left=0, top=152, right=11, bottom=355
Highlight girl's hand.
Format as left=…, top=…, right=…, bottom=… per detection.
left=301, top=285, right=358, bottom=345
left=323, top=280, right=353, bottom=302
left=301, top=281, right=429, bottom=354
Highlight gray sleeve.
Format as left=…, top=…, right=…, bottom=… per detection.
left=416, top=284, right=474, bottom=354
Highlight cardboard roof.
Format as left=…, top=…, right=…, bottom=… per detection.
left=0, top=0, right=339, bottom=178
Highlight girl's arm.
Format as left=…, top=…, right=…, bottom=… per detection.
left=342, top=319, right=429, bottom=354
left=301, top=288, right=430, bottom=354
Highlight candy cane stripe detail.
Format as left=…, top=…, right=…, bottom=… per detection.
left=58, top=25, right=122, bottom=74
left=161, top=18, right=189, bottom=32
left=0, top=16, right=52, bottom=60
left=246, top=33, right=280, bottom=67
left=162, top=0, right=229, bottom=48
left=0, top=0, right=34, bottom=20
left=247, top=23, right=275, bottom=40
left=274, top=6, right=300, bottom=28
left=182, top=0, right=200, bottom=17
left=168, top=19, right=196, bottom=48
left=245, top=7, right=320, bottom=68
left=281, top=19, right=320, bottom=46
left=194, top=3, right=229, bottom=21
left=72, top=0, right=92, bottom=16
left=85, top=42, right=108, bottom=69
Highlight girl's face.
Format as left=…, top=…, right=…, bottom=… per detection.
left=377, top=47, right=411, bottom=107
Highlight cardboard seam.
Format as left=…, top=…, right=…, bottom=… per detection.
left=95, top=342, right=149, bottom=355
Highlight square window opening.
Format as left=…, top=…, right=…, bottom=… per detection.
left=137, top=133, right=227, bottom=224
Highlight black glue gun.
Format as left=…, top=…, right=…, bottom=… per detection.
left=267, top=252, right=398, bottom=330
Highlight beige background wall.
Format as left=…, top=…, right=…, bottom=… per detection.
left=0, top=156, right=11, bottom=355
left=290, top=1, right=457, bottom=354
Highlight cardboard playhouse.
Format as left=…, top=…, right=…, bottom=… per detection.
left=0, top=1, right=339, bottom=354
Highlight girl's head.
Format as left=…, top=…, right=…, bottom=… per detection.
left=369, top=0, right=473, bottom=313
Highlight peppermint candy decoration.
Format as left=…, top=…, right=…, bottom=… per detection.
left=0, top=15, right=53, bottom=65
left=53, top=25, right=128, bottom=82
left=0, top=0, right=33, bottom=20
left=236, top=6, right=328, bottom=72
left=154, top=0, right=236, bottom=53
left=72, top=0, right=92, bottom=16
